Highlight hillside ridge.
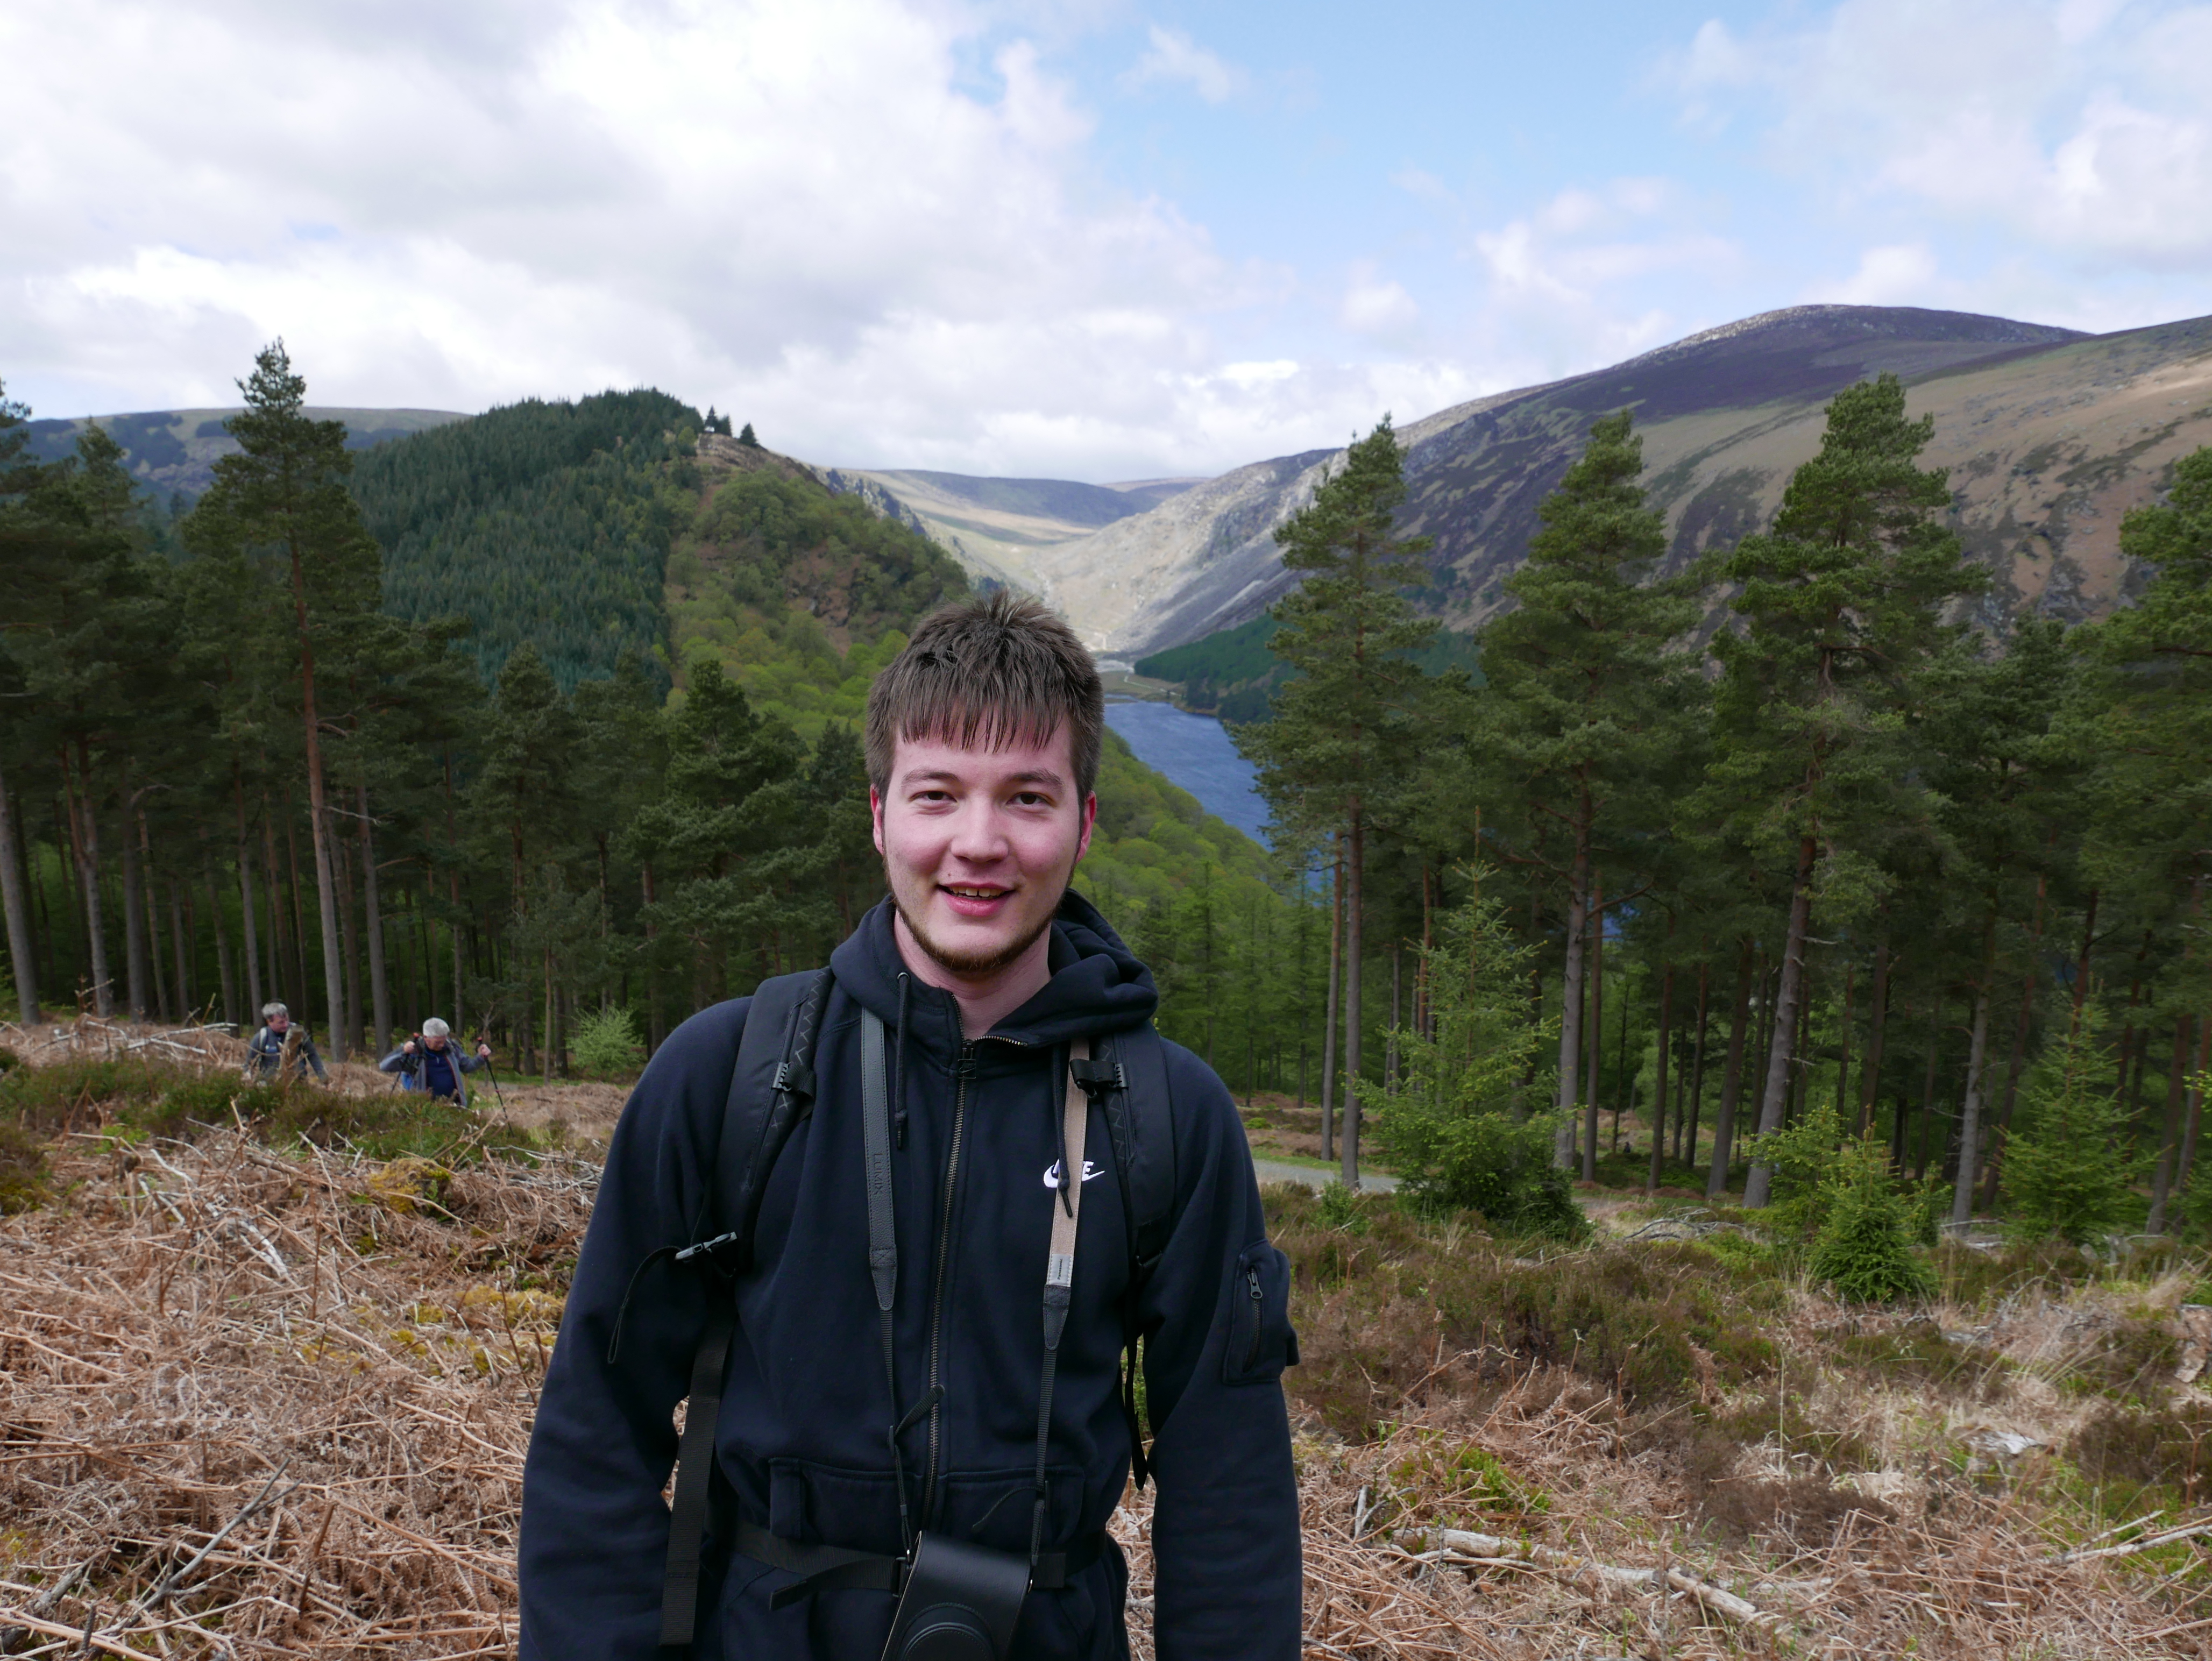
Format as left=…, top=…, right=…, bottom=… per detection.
left=1030, top=305, right=2212, bottom=656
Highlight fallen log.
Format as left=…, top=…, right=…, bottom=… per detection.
left=1421, top=1527, right=1778, bottom=1629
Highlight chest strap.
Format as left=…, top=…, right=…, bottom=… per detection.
left=733, top=1520, right=1104, bottom=1609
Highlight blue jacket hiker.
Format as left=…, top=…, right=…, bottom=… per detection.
left=517, top=894, right=1302, bottom=1659
left=378, top=1018, right=490, bottom=1104
left=241, top=1003, right=326, bottom=1082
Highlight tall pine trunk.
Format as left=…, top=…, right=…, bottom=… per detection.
left=1980, top=867, right=2052, bottom=1206
left=119, top=770, right=150, bottom=1020
left=1320, top=839, right=1342, bottom=1161
left=1948, top=907, right=2001, bottom=1225
left=209, top=870, right=238, bottom=1026
left=1556, top=814, right=1591, bottom=1169
left=0, top=755, right=40, bottom=1021
left=1858, top=940, right=1891, bottom=1135
left=2150, top=1018, right=2194, bottom=1233
left=359, top=784, right=390, bottom=1054
left=1745, top=833, right=1818, bottom=1208
left=1682, top=961, right=1711, bottom=1163
left=1584, top=873, right=1605, bottom=1181
left=1648, top=957, right=1673, bottom=1193
left=288, top=541, right=349, bottom=1060
left=66, top=750, right=114, bottom=1016
left=1706, top=939, right=1755, bottom=1199
left=2176, top=1017, right=2212, bottom=1205
left=233, top=775, right=263, bottom=1020
left=1342, top=806, right=1365, bottom=1188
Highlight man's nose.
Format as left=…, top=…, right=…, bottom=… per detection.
left=945, top=798, right=1010, bottom=862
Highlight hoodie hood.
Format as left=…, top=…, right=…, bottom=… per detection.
left=829, top=890, right=1157, bottom=1062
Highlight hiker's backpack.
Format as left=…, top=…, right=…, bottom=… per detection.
left=638, top=968, right=1181, bottom=1648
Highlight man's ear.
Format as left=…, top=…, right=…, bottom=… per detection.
left=1074, top=792, right=1097, bottom=864
left=870, top=785, right=885, bottom=856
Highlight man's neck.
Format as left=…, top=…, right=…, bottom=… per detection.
left=891, top=912, right=1055, bottom=1040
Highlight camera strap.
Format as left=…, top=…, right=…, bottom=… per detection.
left=857, top=1012, right=1094, bottom=1577
left=1031, top=1038, right=1090, bottom=1567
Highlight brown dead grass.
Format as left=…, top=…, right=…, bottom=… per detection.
left=6, top=1044, right=2212, bottom=1658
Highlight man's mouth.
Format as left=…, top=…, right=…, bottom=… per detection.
left=939, top=883, right=1013, bottom=918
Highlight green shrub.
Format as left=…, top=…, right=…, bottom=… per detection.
left=571, top=1005, right=646, bottom=1077
left=0, top=1118, right=48, bottom=1212
left=1372, top=885, right=1583, bottom=1241
left=2006, top=1011, right=2143, bottom=1245
left=1808, top=1134, right=1934, bottom=1303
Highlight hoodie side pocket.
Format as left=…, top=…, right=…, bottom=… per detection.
left=1223, top=1242, right=1298, bottom=1386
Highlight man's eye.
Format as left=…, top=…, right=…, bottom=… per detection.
left=1012, top=792, right=1050, bottom=807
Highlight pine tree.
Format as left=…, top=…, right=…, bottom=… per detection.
left=1706, top=374, right=1984, bottom=1208
left=1376, top=882, right=1580, bottom=1237
left=1239, top=417, right=1434, bottom=1186
left=1471, top=409, right=1704, bottom=1174
left=186, top=343, right=384, bottom=1055
left=2005, top=1009, right=2140, bottom=1244
left=738, top=421, right=760, bottom=449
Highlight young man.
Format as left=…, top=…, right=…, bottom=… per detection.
left=378, top=1017, right=492, bottom=1103
left=241, top=1002, right=326, bottom=1082
left=519, top=594, right=1301, bottom=1659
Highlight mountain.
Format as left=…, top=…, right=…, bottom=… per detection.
left=22, top=406, right=467, bottom=501
left=1031, top=304, right=2212, bottom=656
left=824, top=467, right=1206, bottom=592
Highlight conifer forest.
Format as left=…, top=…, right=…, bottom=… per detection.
left=8, top=339, right=2212, bottom=1250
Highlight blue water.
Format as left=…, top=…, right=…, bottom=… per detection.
left=1104, top=700, right=1273, bottom=846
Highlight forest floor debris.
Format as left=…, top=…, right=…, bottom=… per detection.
left=7, top=1050, right=2212, bottom=1656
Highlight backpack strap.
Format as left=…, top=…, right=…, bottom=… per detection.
left=1079, top=1024, right=1177, bottom=1488
left=656, top=968, right=834, bottom=1650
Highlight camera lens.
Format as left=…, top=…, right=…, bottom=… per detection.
left=895, top=1603, right=998, bottom=1661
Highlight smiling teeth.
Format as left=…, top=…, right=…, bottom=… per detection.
left=947, top=887, right=1003, bottom=897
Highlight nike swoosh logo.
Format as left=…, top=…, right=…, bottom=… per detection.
left=1044, top=1160, right=1104, bottom=1189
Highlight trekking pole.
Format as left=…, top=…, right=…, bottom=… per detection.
left=476, top=1040, right=510, bottom=1124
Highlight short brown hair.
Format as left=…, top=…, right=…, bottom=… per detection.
left=866, top=592, right=1103, bottom=799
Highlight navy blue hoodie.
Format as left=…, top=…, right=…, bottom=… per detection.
left=518, top=893, right=1301, bottom=1659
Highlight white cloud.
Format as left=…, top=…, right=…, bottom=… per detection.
left=1339, top=263, right=1420, bottom=338
left=1465, top=180, right=1741, bottom=374
left=1820, top=243, right=1941, bottom=304
left=1668, top=0, right=2212, bottom=269
left=1122, top=24, right=1245, bottom=104
left=0, top=0, right=1364, bottom=478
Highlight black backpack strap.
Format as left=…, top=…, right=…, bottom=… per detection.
left=1082, top=1024, right=1177, bottom=1488
left=658, top=967, right=834, bottom=1649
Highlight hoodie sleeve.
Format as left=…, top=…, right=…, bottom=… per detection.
left=517, top=999, right=749, bottom=1661
left=1138, top=1044, right=1302, bottom=1661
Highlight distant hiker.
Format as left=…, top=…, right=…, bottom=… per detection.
left=379, top=1017, right=492, bottom=1104
left=242, top=1002, right=327, bottom=1082
left=520, top=593, right=1301, bottom=1660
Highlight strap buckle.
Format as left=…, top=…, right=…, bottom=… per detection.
left=1068, top=1057, right=1123, bottom=1097
left=675, top=1230, right=747, bottom=1272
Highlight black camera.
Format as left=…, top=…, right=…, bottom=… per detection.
left=882, top=1532, right=1031, bottom=1661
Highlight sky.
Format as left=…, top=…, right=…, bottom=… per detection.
left=5, top=0, right=2211, bottom=481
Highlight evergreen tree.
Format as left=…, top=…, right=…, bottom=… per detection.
left=738, top=421, right=760, bottom=448
left=1375, top=883, right=1580, bottom=1237
left=1471, top=409, right=1704, bottom=1174
left=1239, top=417, right=1435, bottom=1186
left=2005, top=1010, right=2141, bottom=1244
left=186, top=342, right=384, bottom=1056
left=1705, top=374, right=1985, bottom=1208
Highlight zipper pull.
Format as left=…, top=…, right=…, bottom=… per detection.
left=1244, top=1264, right=1266, bottom=1368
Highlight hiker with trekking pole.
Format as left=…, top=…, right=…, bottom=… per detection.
left=378, top=1017, right=492, bottom=1104
left=518, top=594, right=1301, bottom=1661
left=243, top=1002, right=328, bottom=1082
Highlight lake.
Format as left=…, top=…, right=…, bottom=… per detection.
left=1103, top=700, right=1273, bottom=846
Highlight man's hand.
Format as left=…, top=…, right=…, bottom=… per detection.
left=403, top=1040, right=419, bottom=1055
left=477, top=1043, right=492, bottom=1060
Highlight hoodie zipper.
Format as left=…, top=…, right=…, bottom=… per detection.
left=921, top=1038, right=979, bottom=1521
left=1245, top=1263, right=1266, bottom=1370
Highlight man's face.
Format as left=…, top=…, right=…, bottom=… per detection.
left=426, top=1032, right=448, bottom=1050
left=872, top=722, right=1096, bottom=980
left=268, top=1013, right=289, bottom=1033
